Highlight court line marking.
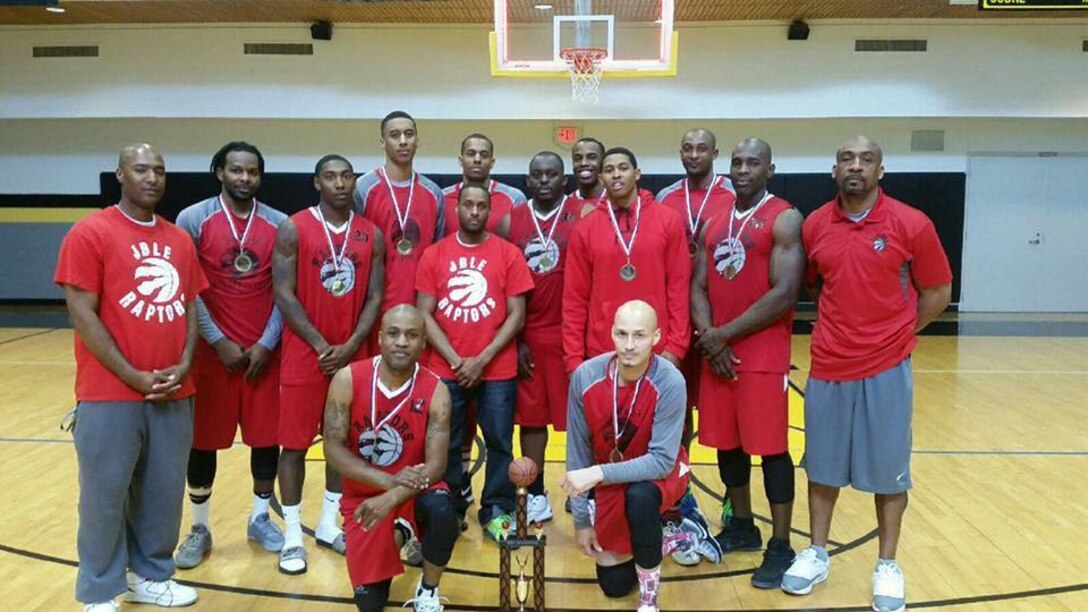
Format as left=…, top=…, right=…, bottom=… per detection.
left=1, top=542, right=1086, bottom=611
left=0, top=328, right=59, bottom=347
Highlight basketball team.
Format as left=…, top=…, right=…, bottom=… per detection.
left=56, top=111, right=951, bottom=612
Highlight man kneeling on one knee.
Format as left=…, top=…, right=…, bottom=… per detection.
left=561, top=300, right=691, bottom=612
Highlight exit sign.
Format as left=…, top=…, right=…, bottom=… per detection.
left=980, top=0, right=1088, bottom=9
left=555, top=126, right=579, bottom=145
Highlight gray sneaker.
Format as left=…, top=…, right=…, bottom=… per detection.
left=174, top=524, right=212, bottom=569
left=782, top=546, right=829, bottom=595
left=247, top=513, right=285, bottom=552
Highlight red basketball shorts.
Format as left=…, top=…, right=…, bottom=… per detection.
left=342, top=484, right=448, bottom=586
left=594, top=448, right=690, bottom=556
left=515, top=331, right=569, bottom=431
left=698, top=368, right=789, bottom=455
left=192, top=341, right=280, bottom=450
left=278, top=378, right=331, bottom=451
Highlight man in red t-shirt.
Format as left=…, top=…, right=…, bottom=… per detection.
left=173, top=141, right=289, bottom=569
left=782, top=137, right=952, bottom=612
left=568, top=137, right=607, bottom=218
left=416, top=183, right=534, bottom=540
left=441, top=133, right=527, bottom=238
left=322, top=305, right=456, bottom=612
left=563, top=147, right=691, bottom=375
left=55, top=144, right=206, bottom=609
left=691, top=138, right=805, bottom=588
left=508, top=151, right=582, bottom=523
left=657, top=129, right=736, bottom=441
left=273, top=155, right=386, bottom=575
left=441, top=133, right=527, bottom=503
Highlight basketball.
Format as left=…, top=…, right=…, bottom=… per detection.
left=508, top=456, right=538, bottom=488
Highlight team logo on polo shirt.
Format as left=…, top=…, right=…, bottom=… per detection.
left=358, top=424, right=404, bottom=467
left=118, top=240, right=188, bottom=324
left=872, top=235, right=888, bottom=252
left=438, top=257, right=497, bottom=323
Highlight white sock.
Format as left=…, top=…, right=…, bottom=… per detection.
left=251, top=493, right=271, bottom=522
left=283, top=504, right=303, bottom=550
left=317, top=490, right=342, bottom=535
left=189, top=486, right=212, bottom=529
left=416, top=576, right=438, bottom=599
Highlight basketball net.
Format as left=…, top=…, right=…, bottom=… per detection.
left=560, top=47, right=607, bottom=104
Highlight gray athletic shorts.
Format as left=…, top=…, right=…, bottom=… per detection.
left=801, top=358, right=913, bottom=494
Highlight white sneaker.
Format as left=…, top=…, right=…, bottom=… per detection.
left=82, top=602, right=119, bottom=612
left=781, top=546, right=830, bottom=595
left=526, top=493, right=554, bottom=524
left=124, top=572, right=198, bottom=607
left=663, top=522, right=700, bottom=566
left=403, top=592, right=447, bottom=611
left=872, top=561, right=906, bottom=612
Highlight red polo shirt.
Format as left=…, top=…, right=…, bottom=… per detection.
left=803, top=190, right=952, bottom=381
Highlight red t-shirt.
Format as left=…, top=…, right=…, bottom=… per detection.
left=354, top=168, right=444, bottom=312
left=343, top=357, right=443, bottom=500
left=656, top=175, right=736, bottom=262
left=562, top=191, right=692, bottom=373
left=54, top=206, right=209, bottom=401
left=803, top=190, right=952, bottom=381
left=702, top=195, right=795, bottom=374
left=280, top=208, right=376, bottom=384
left=506, top=197, right=582, bottom=333
left=415, top=233, right=535, bottom=380
left=441, top=179, right=527, bottom=235
left=176, top=197, right=286, bottom=347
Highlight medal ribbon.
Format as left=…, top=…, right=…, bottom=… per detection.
left=725, top=191, right=773, bottom=248
left=683, top=175, right=720, bottom=237
left=315, top=205, right=353, bottom=276
left=611, top=358, right=647, bottom=455
left=605, top=196, right=642, bottom=265
left=369, top=355, right=420, bottom=436
left=380, top=168, right=416, bottom=238
left=219, top=195, right=257, bottom=253
left=528, top=195, right=566, bottom=254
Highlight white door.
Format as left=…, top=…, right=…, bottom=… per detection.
left=961, top=154, right=1088, bottom=312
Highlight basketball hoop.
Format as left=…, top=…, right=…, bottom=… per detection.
left=559, top=47, right=607, bottom=104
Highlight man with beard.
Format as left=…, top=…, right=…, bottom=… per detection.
left=273, top=155, right=385, bottom=575
left=691, top=137, right=804, bottom=588
left=507, top=151, right=582, bottom=523
left=415, top=183, right=534, bottom=541
left=174, top=141, right=289, bottom=569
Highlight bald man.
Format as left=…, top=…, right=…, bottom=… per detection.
left=322, top=305, right=456, bottom=612
left=55, top=144, right=205, bottom=609
left=783, top=137, right=951, bottom=612
left=562, top=301, right=708, bottom=612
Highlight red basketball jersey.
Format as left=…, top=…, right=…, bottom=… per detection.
left=580, top=357, right=667, bottom=463
left=702, top=195, right=795, bottom=374
left=656, top=176, right=736, bottom=261
left=506, top=197, right=582, bottom=333
left=344, top=357, right=442, bottom=498
left=280, top=207, right=376, bottom=384
left=354, top=168, right=443, bottom=311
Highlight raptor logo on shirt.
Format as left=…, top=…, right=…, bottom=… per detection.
left=358, top=424, right=404, bottom=467
left=117, top=241, right=188, bottom=324
left=438, top=256, right=497, bottom=323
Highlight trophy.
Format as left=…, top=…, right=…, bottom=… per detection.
left=499, top=457, right=547, bottom=611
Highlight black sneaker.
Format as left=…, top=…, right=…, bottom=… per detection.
left=751, top=537, right=795, bottom=589
left=713, top=521, right=762, bottom=553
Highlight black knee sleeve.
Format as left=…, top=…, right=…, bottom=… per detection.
left=596, top=559, right=636, bottom=598
left=187, top=448, right=217, bottom=488
left=352, top=579, right=392, bottom=612
left=761, top=452, right=795, bottom=504
left=717, top=447, right=751, bottom=488
left=624, top=481, right=663, bottom=569
left=250, top=445, right=280, bottom=482
left=416, top=490, right=458, bottom=568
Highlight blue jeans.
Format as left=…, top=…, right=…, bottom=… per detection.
left=442, top=378, right=517, bottom=526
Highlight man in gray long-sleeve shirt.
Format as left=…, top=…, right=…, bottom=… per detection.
left=560, top=300, right=692, bottom=612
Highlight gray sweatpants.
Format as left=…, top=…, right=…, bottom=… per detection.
left=73, top=399, right=193, bottom=604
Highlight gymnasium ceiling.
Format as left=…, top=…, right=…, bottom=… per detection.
left=1, top=0, right=1086, bottom=26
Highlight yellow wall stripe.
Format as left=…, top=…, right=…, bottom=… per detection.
left=0, top=208, right=96, bottom=223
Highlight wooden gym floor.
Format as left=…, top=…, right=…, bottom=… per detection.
left=1, top=324, right=1086, bottom=610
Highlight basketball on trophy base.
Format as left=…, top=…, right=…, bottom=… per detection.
left=498, top=456, right=546, bottom=611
